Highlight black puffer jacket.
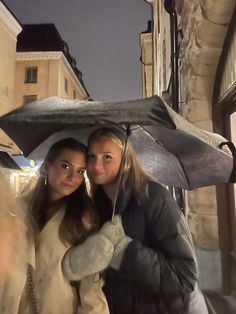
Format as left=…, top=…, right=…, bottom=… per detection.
left=96, top=181, right=199, bottom=314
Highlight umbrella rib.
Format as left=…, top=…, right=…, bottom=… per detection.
left=140, top=126, right=190, bottom=189
left=175, top=157, right=190, bottom=189
left=139, top=125, right=165, bottom=148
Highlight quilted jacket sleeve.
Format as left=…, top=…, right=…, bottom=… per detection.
left=119, top=184, right=197, bottom=312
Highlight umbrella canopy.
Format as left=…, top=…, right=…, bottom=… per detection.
left=0, top=95, right=234, bottom=189
left=0, top=151, right=21, bottom=170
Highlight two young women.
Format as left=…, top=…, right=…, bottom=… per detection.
left=0, top=139, right=109, bottom=313
left=62, top=126, right=209, bottom=314
left=0, top=126, right=207, bottom=314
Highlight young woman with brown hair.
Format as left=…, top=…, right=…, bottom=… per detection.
left=2, top=138, right=109, bottom=314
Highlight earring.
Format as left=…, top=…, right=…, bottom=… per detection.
left=44, top=174, right=48, bottom=186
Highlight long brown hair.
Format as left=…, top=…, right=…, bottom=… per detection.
left=88, top=127, right=153, bottom=203
left=27, top=138, right=99, bottom=245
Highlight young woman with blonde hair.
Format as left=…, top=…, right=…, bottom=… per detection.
left=62, top=127, right=208, bottom=314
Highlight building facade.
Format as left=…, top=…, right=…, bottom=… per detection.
left=0, top=1, right=21, bottom=154
left=140, top=21, right=153, bottom=98
left=14, top=24, right=89, bottom=107
left=213, top=6, right=236, bottom=301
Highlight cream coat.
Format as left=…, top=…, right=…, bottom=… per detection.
left=0, top=197, right=109, bottom=314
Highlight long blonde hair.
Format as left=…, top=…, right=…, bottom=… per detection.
left=27, top=138, right=99, bottom=245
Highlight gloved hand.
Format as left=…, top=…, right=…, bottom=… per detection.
left=62, top=216, right=132, bottom=281
left=98, top=215, right=132, bottom=269
left=62, top=234, right=114, bottom=281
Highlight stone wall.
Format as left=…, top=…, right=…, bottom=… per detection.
left=143, top=0, right=235, bottom=290
left=177, top=0, right=235, bottom=290
left=178, top=0, right=235, bottom=249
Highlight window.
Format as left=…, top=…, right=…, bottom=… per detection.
left=23, top=95, right=37, bottom=105
left=214, top=88, right=236, bottom=294
left=25, top=67, right=38, bottom=83
left=73, top=90, right=76, bottom=99
left=65, top=78, right=68, bottom=93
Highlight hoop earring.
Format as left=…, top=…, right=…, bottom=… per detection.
left=44, top=174, right=48, bottom=186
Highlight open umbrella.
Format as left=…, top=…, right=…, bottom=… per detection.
left=0, top=95, right=234, bottom=189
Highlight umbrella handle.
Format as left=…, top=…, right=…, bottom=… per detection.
left=219, top=141, right=236, bottom=183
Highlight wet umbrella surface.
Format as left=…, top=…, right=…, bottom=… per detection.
left=0, top=95, right=234, bottom=189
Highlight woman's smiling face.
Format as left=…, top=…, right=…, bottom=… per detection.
left=45, top=148, right=86, bottom=202
left=87, top=137, right=122, bottom=188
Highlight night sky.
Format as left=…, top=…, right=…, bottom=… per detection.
left=4, top=0, right=151, bottom=101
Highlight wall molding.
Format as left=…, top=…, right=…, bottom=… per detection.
left=0, top=2, right=22, bottom=39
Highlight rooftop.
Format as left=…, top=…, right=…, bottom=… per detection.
left=17, top=23, right=88, bottom=94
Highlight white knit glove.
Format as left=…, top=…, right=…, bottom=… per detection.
left=62, top=234, right=114, bottom=281
left=62, top=216, right=132, bottom=281
left=98, top=215, right=132, bottom=269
